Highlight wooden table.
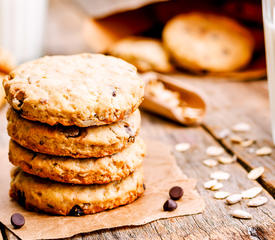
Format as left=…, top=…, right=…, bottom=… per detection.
left=1, top=1, right=275, bottom=239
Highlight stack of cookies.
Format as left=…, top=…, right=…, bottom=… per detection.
left=3, top=53, right=145, bottom=216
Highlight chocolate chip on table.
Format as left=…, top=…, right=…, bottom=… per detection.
left=69, top=205, right=84, bottom=216
left=169, top=186, right=184, bottom=200
left=112, top=90, right=117, bottom=97
left=11, top=213, right=25, bottom=229
left=163, top=199, right=177, bottom=211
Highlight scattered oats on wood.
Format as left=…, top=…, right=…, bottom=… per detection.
left=206, top=146, right=224, bottom=156
left=210, top=171, right=230, bottom=180
left=256, top=147, right=272, bottom=156
left=241, top=139, right=255, bottom=148
left=247, top=167, right=264, bottom=180
left=175, top=142, right=191, bottom=152
left=204, top=179, right=218, bottom=189
left=217, top=129, right=230, bottom=139
left=241, top=187, right=262, bottom=199
left=214, top=191, right=230, bottom=199
left=203, top=159, right=218, bottom=167
left=210, top=182, right=223, bottom=191
left=248, top=148, right=255, bottom=153
left=247, top=196, right=268, bottom=207
left=230, top=209, right=252, bottom=219
left=218, top=156, right=235, bottom=164
left=232, top=122, right=251, bottom=132
left=226, top=194, right=242, bottom=204
left=230, top=135, right=243, bottom=144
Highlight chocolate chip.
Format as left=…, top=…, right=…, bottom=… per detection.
left=128, top=136, right=135, bottom=143
left=143, top=184, right=146, bottom=190
left=14, top=90, right=25, bottom=108
left=11, top=213, right=25, bottom=229
left=47, top=204, right=54, bottom=208
left=69, top=205, right=84, bottom=216
left=163, top=199, right=177, bottom=211
left=39, top=140, right=44, bottom=145
left=60, top=126, right=80, bottom=138
left=17, top=190, right=26, bottom=207
left=169, top=186, right=184, bottom=200
left=112, top=91, right=116, bottom=97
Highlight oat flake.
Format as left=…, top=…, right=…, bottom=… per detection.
left=206, top=146, right=224, bottom=156
left=204, top=179, right=218, bottom=189
left=175, top=142, right=191, bottom=152
left=241, top=187, right=262, bottom=199
left=230, top=209, right=252, bottom=219
left=214, top=191, right=230, bottom=199
left=256, top=147, right=272, bottom=156
left=247, top=167, right=264, bottom=180
left=232, top=123, right=251, bottom=132
left=226, top=194, right=242, bottom=205
left=218, top=156, right=235, bottom=164
left=247, top=196, right=268, bottom=207
left=203, top=159, right=218, bottom=167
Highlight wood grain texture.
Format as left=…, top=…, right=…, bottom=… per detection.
left=1, top=110, right=275, bottom=239
left=164, top=75, right=275, bottom=196
left=1, top=1, right=275, bottom=239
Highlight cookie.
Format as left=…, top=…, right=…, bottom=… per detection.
left=0, top=47, right=15, bottom=73
left=10, top=166, right=144, bottom=215
left=163, top=13, right=254, bottom=72
left=0, top=73, right=6, bottom=108
left=7, top=108, right=140, bottom=158
left=108, top=37, right=173, bottom=73
left=9, top=138, right=145, bottom=184
left=3, top=53, right=144, bottom=127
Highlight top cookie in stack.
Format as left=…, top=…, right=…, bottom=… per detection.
left=3, top=53, right=146, bottom=216
left=4, top=53, right=144, bottom=127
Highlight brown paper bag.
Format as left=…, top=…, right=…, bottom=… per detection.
left=81, top=0, right=266, bottom=81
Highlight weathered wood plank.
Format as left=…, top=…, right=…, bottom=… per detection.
left=69, top=112, right=274, bottom=240
left=164, top=75, right=275, bottom=196
left=1, top=110, right=274, bottom=239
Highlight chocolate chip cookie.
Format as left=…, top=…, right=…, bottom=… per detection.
left=108, top=36, right=173, bottom=73
left=163, top=13, right=254, bottom=72
left=9, top=138, right=145, bottom=184
left=10, top=166, right=144, bottom=215
left=3, top=54, right=144, bottom=127
left=7, top=108, right=141, bottom=158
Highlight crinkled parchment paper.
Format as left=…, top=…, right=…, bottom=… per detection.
left=0, top=140, right=204, bottom=240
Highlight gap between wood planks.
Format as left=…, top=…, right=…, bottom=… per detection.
left=201, top=123, right=275, bottom=198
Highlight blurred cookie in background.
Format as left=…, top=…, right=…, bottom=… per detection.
left=163, top=12, right=254, bottom=73
left=108, top=36, right=173, bottom=73
left=0, top=47, right=15, bottom=74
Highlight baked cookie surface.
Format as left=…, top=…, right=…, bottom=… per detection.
left=7, top=108, right=141, bottom=158
left=10, top=166, right=144, bottom=216
left=0, top=73, right=6, bottom=108
left=163, top=13, right=254, bottom=72
left=108, top=36, right=173, bottom=73
left=3, top=53, right=144, bottom=127
left=9, top=138, right=145, bottom=184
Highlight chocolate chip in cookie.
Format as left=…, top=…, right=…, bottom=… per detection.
left=69, top=205, right=84, bottom=216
